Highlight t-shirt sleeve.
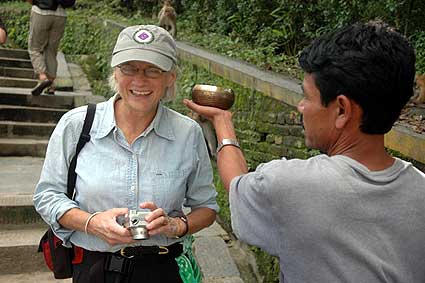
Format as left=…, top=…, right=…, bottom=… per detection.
left=229, top=163, right=281, bottom=256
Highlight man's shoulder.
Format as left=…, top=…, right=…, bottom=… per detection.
left=248, top=154, right=341, bottom=189
left=258, top=154, right=332, bottom=174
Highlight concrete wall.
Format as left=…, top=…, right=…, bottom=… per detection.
left=169, top=61, right=318, bottom=171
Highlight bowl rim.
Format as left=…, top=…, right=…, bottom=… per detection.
left=192, top=84, right=234, bottom=95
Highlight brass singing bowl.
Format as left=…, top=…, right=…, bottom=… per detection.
left=191, top=84, right=235, bottom=110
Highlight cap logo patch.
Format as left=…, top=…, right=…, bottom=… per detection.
left=133, top=29, right=154, bottom=44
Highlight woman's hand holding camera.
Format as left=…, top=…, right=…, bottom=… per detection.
left=85, top=208, right=135, bottom=245
left=84, top=202, right=187, bottom=244
left=140, top=202, right=187, bottom=238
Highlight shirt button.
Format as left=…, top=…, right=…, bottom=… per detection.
left=130, top=186, right=135, bottom=191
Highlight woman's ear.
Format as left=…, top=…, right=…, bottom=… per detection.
left=166, top=70, right=176, bottom=87
left=335, top=95, right=352, bottom=129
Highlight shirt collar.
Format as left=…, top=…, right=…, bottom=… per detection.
left=92, top=93, right=175, bottom=141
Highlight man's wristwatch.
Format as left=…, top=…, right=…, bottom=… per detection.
left=216, top=138, right=240, bottom=153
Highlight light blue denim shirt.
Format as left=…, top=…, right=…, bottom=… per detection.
left=33, top=95, right=218, bottom=252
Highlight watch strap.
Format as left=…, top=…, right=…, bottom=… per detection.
left=216, top=138, right=240, bottom=153
left=175, top=214, right=188, bottom=239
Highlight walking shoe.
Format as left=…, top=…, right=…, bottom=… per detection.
left=44, top=86, right=55, bottom=95
left=31, top=80, right=52, bottom=96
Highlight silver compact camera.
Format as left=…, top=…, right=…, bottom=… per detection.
left=123, top=210, right=150, bottom=240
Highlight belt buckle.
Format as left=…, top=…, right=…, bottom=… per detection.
left=120, top=247, right=134, bottom=259
left=159, top=246, right=169, bottom=255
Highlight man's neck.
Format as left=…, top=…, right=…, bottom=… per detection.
left=328, top=132, right=395, bottom=171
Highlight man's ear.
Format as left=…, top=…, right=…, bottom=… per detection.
left=335, top=95, right=352, bottom=129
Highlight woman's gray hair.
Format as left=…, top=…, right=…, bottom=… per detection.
left=108, top=65, right=179, bottom=102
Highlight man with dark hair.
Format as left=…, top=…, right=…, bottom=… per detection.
left=0, top=17, right=7, bottom=44
left=184, top=21, right=425, bottom=282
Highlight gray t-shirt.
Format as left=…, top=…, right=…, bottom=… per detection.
left=230, top=154, right=425, bottom=283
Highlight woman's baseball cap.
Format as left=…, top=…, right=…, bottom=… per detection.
left=111, top=25, right=177, bottom=71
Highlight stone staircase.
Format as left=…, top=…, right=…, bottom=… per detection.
left=0, top=47, right=101, bottom=282
left=0, top=47, right=245, bottom=282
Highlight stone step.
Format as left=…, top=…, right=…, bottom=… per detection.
left=0, top=87, right=77, bottom=108
left=0, top=157, right=44, bottom=224
left=0, top=121, right=56, bottom=138
left=194, top=236, right=243, bottom=283
left=0, top=66, right=36, bottom=79
left=0, top=76, right=38, bottom=88
left=194, top=223, right=243, bottom=283
left=0, top=137, right=48, bottom=157
left=0, top=104, right=68, bottom=123
left=0, top=57, right=33, bottom=69
left=0, top=194, right=42, bottom=224
left=0, top=225, right=50, bottom=275
left=54, top=52, right=73, bottom=92
left=0, top=47, right=31, bottom=60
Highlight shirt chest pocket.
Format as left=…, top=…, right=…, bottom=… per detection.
left=153, top=169, right=190, bottom=211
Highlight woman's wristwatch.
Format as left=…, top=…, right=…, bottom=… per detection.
left=176, top=214, right=188, bottom=238
left=169, top=211, right=189, bottom=238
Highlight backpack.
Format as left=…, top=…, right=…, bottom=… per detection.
left=57, top=0, right=76, bottom=8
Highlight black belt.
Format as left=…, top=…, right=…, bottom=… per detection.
left=82, top=242, right=183, bottom=262
left=117, top=243, right=183, bottom=258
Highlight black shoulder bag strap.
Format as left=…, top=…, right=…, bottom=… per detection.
left=66, top=103, right=96, bottom=199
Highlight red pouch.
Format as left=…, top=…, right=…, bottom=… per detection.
left=38, top=228, right=74, bottom=279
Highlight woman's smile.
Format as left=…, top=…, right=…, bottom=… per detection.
left=130, top=89, right=153, bottom=97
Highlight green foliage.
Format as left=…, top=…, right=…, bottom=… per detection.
left=0, top=4, right=30, bottom=49
left=412, top=31, right=425, bottom=74
left=251, top=246, right=280, bottom=283
left=177, top=0, right=425, bottom=76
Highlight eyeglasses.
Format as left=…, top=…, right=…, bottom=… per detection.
left=117, top=64, right=166, bottom=79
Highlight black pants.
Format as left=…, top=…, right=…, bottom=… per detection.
left=72, top=249, right=184, bottom=283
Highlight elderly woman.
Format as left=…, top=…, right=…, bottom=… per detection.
left=33, top=25, right=218, bottom=283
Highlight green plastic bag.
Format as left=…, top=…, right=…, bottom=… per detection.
left=175, top=235, right=202, bottom=283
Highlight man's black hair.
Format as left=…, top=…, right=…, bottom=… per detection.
left=299, top=20, right=416, bottom=134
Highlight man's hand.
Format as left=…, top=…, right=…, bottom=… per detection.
left=183, top=99, right=232, bottom=128
left=183, top=99, right=248, bottom=191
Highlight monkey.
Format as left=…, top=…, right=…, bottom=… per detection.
left=158, top=0, right=177, bottom=38
left=414, top=74, right=425, bottom=104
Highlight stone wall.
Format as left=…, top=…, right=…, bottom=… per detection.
left=168, top=61, right=317, bottom=171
